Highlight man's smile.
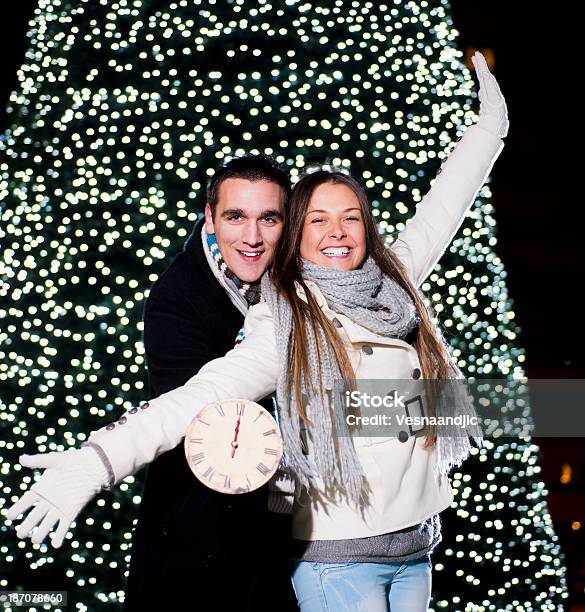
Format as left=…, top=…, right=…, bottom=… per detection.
left=236, top=248, right=264, bottom=263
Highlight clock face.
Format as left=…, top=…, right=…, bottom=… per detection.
left=184, top=398, right=284, bottom=494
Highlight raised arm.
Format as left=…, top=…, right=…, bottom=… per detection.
left=390, top=51, right=508, bottom=288
left=4, top=301, right=279, bottom=547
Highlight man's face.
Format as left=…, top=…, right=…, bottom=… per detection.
left=204, top=178, right=284, bottom=282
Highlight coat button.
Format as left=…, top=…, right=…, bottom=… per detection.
left=129, top=407, right=138, bottom=414
left=161, top=527, right=168, bottom=536
left=436, top=166, right=443, bottom=175
left=140, top=402, right=150, bottom=410
left=412, top=367, right=421, bottom=379
left=332, top=318, right=342, bottom=328
left=106, top=423, right=115, bottom=431
left=118, top=416, right=127, bottom=425
left=362, top=345, right=373, bottom=355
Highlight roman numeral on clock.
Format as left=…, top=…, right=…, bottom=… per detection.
left=236, top=402, right=246, bottom=416
left=264, top=448, right=278, bottom=455
left=202, top=466, right=215, bottom=480
left=191, top=452, right=205, bottom=465
left=215, top=403, right=225, bottom=416
left=263, top=428, right=277, bottom=437
left=256, top=462, right=270, bottom=475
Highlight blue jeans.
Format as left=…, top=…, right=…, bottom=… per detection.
left=290, top=554, right=432, bottom=612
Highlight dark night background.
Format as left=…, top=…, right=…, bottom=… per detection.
left=1, top=0, right=583, bottom=607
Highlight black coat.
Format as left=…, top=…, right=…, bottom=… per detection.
left=123, top=218, right=298, bottom=611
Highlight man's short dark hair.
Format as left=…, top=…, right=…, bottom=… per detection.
left=206, top=153, right=291, bottom=218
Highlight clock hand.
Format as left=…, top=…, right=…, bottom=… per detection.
left=231, top=415, right=241, bottom=458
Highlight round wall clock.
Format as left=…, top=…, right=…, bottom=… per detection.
left=184, top=398, right=284, bottom=494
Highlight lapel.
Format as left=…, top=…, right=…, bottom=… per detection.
left=182, top=217, right=243, bottom=328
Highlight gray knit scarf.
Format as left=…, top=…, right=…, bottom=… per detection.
left=260, top=255, right=484, bottom=504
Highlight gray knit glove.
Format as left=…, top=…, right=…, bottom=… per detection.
left=472, top=50, right=509, bottom=138
left=4, top=447, right=110, bottom=548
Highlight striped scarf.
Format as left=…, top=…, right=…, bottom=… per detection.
left=204, top=229, right=262, bottom=344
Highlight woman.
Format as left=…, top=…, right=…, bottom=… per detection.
left=6, top=51, right=507, bottom=611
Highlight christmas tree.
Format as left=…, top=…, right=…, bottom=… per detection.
left=0, top=0, right=568, bottom=609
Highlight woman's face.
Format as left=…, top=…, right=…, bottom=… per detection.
left=300, top=182, right=367, bottom=271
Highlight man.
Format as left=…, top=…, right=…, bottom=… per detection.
left=122, top=154, right=298, bottom=611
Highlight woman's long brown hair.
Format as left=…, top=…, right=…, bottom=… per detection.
left=269, top=170, right=458, bottom=449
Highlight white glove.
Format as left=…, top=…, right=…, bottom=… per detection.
left=4, top=446, right=110, bottom=548
left=472, top=50, right=509, bottom=138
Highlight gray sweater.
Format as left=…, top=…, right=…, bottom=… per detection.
left=289, top=513, right=441, bottom=563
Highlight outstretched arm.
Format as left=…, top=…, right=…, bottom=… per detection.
left=84, top=300, right=279, bottom=485
left=4, top=301, right=279, bottom=547
left=390, top=51, right=508, bottom=288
